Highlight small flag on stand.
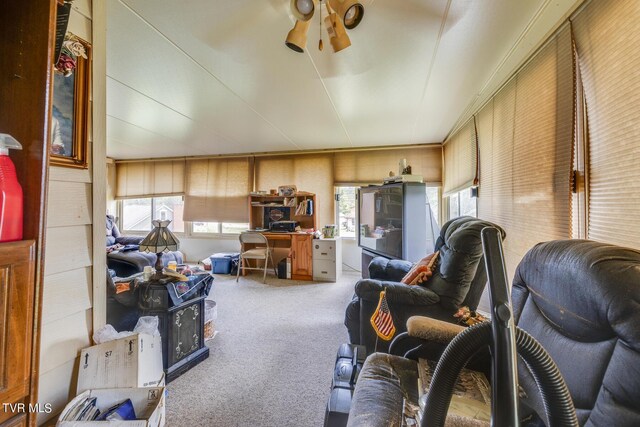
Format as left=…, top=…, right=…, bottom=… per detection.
left=370, top=289, right=396, bottom=341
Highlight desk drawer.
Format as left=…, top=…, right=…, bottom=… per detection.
left=313, top=240, right=337, bottom=260
left=313, top=259, right=337, bottom=281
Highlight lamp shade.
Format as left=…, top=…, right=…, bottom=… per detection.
left=325, top=12, right=351, bottom=52
left=290, top=0, right=315, bottom=21
left=328, top=0, right=364, bottom=29
left=286, top=19, right=311, bottom=53
left=139, top=220, right=180, bottom=253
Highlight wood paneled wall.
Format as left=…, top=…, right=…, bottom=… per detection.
left=37, top=1, right=106, bottom=424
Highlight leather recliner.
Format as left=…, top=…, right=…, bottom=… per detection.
left=345, top=216, right=505, bottom=354
left=347, top=239, right=640, bottom=426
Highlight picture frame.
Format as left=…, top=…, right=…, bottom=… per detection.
left=50, top=36, right=91, bottom=169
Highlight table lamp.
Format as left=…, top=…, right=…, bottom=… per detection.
left=139, top=220, right=180, bottom=278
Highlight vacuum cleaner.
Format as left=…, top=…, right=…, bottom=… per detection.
left=421, top=227, right=579, bottom=427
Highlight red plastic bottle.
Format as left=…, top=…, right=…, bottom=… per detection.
left=0, top=134, right=23, bottom=242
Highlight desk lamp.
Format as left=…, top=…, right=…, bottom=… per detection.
left=139, top=220, right=180, bottom=279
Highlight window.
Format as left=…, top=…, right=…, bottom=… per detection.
left=191, top=222, right=249, bottom=235
left=425, top=187, right=440, bottom=225
left=448, top=187, right=477, bottom=220
left=121, top=196, right=185, bottom=233
left=335, top=186, right=357, bottom=238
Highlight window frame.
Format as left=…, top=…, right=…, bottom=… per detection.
left=334, top=185, right=359, bottom=240
left=117, top=197, right=247, bottom=239
left=446, top=186, right=477, bottom=221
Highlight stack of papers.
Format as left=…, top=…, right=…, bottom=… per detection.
left=59, top=396, right=100, bottom=421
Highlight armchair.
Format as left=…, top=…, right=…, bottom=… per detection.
left=347, top=239, right=640, bottom=426
left=345, top=216, right=505, bottom=354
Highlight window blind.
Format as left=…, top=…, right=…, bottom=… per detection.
left=443, top=118, right=477, bottom=196
left=183, top=157, right=253, bottom=223
left=477, top=25, right=574, bottom=279
left=254, top=154, right=334, bottom=227
left=573, top=0, right=640, bottom=250
left=333, top=146, right=442, bottom=185
left=115, top=160, right=185, bottom=199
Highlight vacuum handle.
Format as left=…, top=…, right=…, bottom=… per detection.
left=481, top=226, right=520, bottom=427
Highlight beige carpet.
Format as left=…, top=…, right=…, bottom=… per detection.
left=165, top=269, right=359, bottom=426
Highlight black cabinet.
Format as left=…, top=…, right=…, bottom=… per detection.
left=138, top=273, right=213, bottom=382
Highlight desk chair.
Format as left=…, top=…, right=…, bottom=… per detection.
left=237, top=232, right=277, bottom=283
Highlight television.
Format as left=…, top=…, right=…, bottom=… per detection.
left=358, top=182, right=436, bottom=262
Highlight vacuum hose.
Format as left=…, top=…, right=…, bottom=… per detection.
left=421, top=322, right=578, bottom=427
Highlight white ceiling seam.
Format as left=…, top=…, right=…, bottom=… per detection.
left=115, top=0, right=301, bottom=150
left=303, top=51, right=354, bottom=146
left=445, top=0, right=583, bottom=140
left=410, top=0, right=452, bottom=144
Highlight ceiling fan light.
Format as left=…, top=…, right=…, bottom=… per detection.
left=324, top=13, right=351, bottom=53
left=328, top=0, right=364, bottom=29
left=290, top=0, right=316, bottom=21
left=285, top=19, right=311, bottom=53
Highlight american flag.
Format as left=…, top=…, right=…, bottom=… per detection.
left=370, top=289, right=396, bottom=341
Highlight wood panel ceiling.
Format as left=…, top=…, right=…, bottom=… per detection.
left=106, top=0, right=581, bottom=159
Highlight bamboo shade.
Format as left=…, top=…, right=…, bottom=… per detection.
left=477, top=25, right=574, bottom=280
left=254, top=154, right=334, bottom=227
left=573, top=0, right=640, bottom=250
left=333, top=146, right=442, bottom=185
left=183, top=157, right=253, bottom=222
left=116, top=160, right=185, bottom=199
left=443, top=118, right=477, bottom=196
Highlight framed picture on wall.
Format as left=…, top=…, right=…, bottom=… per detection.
left=50, top=35, right=91, bottom=169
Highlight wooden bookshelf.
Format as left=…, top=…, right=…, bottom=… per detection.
left=248, top=192, right=317, bottom=230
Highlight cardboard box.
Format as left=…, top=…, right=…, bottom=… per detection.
left=57, top=386, right=165, bottom=426
left=77, top=333, right=163, bottom=393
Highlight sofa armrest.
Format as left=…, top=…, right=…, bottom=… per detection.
left=406, top=316, right=464, bottom=344
left=355, top=279, right=440, bottom=306
left=115, top=236, right=144, bottom=245
left=368, top=257, right=413, bottom=282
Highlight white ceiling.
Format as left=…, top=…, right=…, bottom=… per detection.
left=106, top=0, right=581, bottom=160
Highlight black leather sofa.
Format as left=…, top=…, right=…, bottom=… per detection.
left=345, top=216, right=505, bottom=354
left=347, top=239, right=640, bottom=426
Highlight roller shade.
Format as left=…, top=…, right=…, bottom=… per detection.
left=116, top=160, right=185, bottom=199
left=443, top=118, right=478, bottom=196
left=254, top=154, right=334, bottom=227
left=573, top=0, right=640, bottom=250
left=477, top=25, right=574, bottom=280
left=183, top=157, right=253, bottom=223
left=334, top=146, right=442, bottom=185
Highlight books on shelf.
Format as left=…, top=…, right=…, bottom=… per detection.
left=295, top=198, right=313, bottom=216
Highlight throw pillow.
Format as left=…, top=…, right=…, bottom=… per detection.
left=401, top=251, right=439, bottom=285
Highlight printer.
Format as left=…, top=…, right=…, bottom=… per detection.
left=269, top=220, right=299, bottom=232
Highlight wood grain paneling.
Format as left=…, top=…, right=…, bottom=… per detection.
left=44, top=226, right=92, bottom=276
left=0, top=242, right=35, bottom=424
left=0, top=414, right=27, bottom=427
left=41, top=267, right=92, bottom=324
left=37, top=358, right=78, bottom=426
left=46, top=182, right=92, bottom=228
left=49, top=166, right=92, bottom=184
left=67, top=8, right=92, bottom=42
left=39, top=309, right=91, bottom=374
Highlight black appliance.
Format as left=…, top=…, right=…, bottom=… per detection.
left=269, top=220, right=298, bottom=232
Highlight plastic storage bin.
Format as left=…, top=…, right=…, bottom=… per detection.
left=210, top=253, right=239, bottom=274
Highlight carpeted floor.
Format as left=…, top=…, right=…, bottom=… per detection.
left=165, top=269, right=359, bottom=426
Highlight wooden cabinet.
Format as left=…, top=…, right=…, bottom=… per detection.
left=1, top=1, right=56, bottom=425
left=0, top=414, right=27, bottom=427
left=0, top=241, right=35, bottom=425
left=291, top=234, right=313, bottom=280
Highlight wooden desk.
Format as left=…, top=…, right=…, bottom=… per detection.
left=242, top=232, right=313, bottom=280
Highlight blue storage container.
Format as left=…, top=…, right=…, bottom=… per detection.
left=210, top=253, right=239, bottom=274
